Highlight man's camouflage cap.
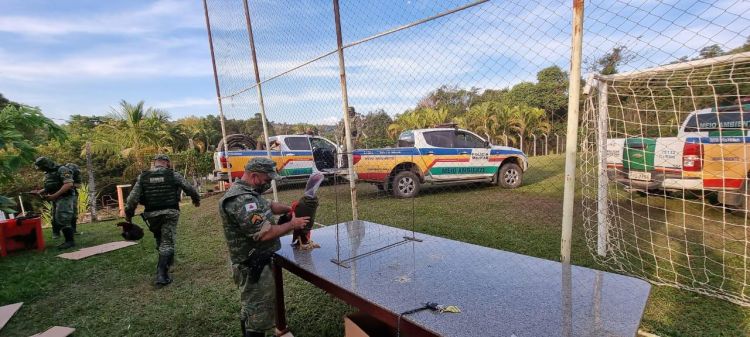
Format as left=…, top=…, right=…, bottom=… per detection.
left=34, top=156, right=56, bottom=170
left=245, top=157, right=280, bottom=180
left=153, top=154, right=171, bottom=162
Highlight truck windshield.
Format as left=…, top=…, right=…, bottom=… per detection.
left=683, top=112, right=750, bottom=132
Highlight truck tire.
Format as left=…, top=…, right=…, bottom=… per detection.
left=392, top=171, right=420, bottom=198
left=497, top=163, right=523, bottom=189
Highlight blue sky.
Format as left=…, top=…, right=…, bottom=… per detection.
left=1, top=0, right=748, bottom=125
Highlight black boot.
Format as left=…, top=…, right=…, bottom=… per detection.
left=57, top=228, right=75, bottom=250
left=156, top=254, right=172, bottom=286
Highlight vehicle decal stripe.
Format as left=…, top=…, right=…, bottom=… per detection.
left=423, top=157, right=470, bottom=173
left=686, top=136, right=750, bottom=144
left=704, top=178, right=743, bottom=189
left=428, top=166, right=498, bottom=175
left=280, top=168, right=314, bottom=176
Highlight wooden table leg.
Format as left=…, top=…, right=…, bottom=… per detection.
left=273, top=259, right=289, bottom=335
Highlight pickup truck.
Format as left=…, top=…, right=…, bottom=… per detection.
left=352, top=127, right=528, bottom=198
left=608, top=103, right=750, bottom=209
left=213, top=134, right=344, bottom=182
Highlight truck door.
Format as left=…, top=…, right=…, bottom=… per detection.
left=281, top=136, right=314, bottom=178
left=310, top=137, right=338, bottom=172
left=454, top=130, right=492, bottom=180
left=422, top=130, right=487, bottom=181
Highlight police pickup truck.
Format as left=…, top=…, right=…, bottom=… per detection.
left=214, top=134, right=344, bottom=182
left=352, top=127, right=528, bottom=198
left=608, top=103, right=750, bottom=209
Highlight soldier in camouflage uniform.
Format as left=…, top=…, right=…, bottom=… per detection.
left=125, top=154, right=201, bottom=286
left=219, top=158, right=309, bottom=337
left=32, top=157, right=77, bottom=249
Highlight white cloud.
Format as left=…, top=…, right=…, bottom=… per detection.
left=0, top=0, right=203, bottom=37
left=0, top=50, right=212, bottom=81
left=154, top=97, right=216, bottom=109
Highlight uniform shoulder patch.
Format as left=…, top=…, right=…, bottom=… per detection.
left=250, top=214, right=264, bottom=226
left=245, top=202, right=258, bottom=212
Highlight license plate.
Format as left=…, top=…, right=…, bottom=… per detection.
left=628, top=171, right=651, bottom=181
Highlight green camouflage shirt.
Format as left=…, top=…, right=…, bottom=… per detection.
left=124, top=165, right=200, bottom=218
left=219, top=180, right=280, bottom=265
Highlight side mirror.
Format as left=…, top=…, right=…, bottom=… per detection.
left=484, top=141, right=491, bottom=148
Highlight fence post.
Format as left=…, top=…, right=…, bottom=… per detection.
left=202, top=0, right=230, bottom=193
left=595, top=79, right=609, bottom=256
left=333, top=0, right=359, bottom=221
left=243, top=0, right=278, bottom=201
left=543, top=133, right=549, bottom=155
left=561, top=0, right=585, bottom=264
left=532, top=134, right=537, bottom=156
left=519, top=135, right=524, bottom=154
left=556, top=133, right=560, bottom=154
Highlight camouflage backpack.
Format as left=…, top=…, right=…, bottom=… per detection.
left=65, top=163, right=83, bottom=185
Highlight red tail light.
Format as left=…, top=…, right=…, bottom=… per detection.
left=682, top=143, right=703, bottom=171
left=219, top=155, right=229, bottom=169
left=353, top=154, right=362, bottom=165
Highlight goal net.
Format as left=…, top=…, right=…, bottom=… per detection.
left=580, top=51, right=750, bottom=306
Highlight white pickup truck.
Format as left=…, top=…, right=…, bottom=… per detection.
left=607, top=108, right=715, bottom=192
left=352, top=127, right=528, bottom=197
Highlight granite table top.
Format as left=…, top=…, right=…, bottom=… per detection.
left=275, top=221, right=650, bottom=337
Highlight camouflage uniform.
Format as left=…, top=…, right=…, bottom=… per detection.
left=125, top=155, right=200, bottom=285
left=47, top=165, right=76, bottom=234
left=35, top=157, right=77, bottom=248
left=219, top=159, right=281, bottom=337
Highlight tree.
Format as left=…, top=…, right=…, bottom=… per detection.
left=535, top=66, right=569, bottom=121
left=417, top=85, right=479, bottom=119
left=509, top=105, right=551, bottom=151
left=699, top=44, right=724, bottom=59
left=89, top=100, right=164, bottom=176
left=0, top=104, right=66, bottom=212
left=587, top=45, right=634, bottom=75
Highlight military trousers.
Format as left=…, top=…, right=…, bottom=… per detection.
left=145, top=212, right=179, bottom=256
left=232, top=263, right=275, bottom=336
left=52, top=193, right=76, bottom=233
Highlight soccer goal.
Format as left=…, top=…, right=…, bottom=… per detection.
left=580, top=51, right=750, bottom=306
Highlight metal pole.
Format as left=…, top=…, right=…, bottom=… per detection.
left=596, top=80, right=609, bottom=256
left=556, top=133, right=560, bottom=154
left=202, top=0, right=230, bottom=191
left=532, top=134, right=537, bottom=156
left=561, top=0, right=585, bottom=264
left=333, top=0, right=358, bottom=221
left=544, top=134, right=549, bottom=155
left=243, top=0, right=278, bottom=201
left=86, top=141, right=97, bottom=221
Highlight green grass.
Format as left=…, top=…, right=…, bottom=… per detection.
left=1, top=154, right=748, bottom=336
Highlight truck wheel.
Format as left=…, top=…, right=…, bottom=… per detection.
left=392, top=171, right=420, bottom=198
left=497, top=163, right=523, bottom=189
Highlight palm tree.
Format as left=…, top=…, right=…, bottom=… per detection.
left=509, top=105, right=551, bottom=152
left=89, top=100, right=164, bottom=175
